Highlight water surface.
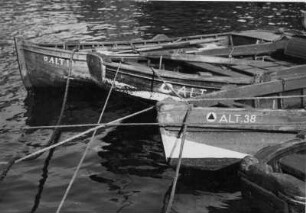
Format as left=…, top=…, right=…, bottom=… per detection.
left=0, top=1, right=305, bottom=212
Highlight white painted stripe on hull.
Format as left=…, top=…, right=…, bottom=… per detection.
left=102, top=78, right=184, bottom=101
left=128, top=91, right=181, bottom=101
left=161, top=133, right=248, bottom=159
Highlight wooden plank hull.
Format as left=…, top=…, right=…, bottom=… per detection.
left=15, top=30, right=284, bottom=90
left=189, top=71, right=306, bottom=109
left=14, top=37, right=93, bottom=89
left=156, top=101, right=306, bottom=170
left=13, top=33, right=228, bottom=89
left=87, top=33, right=306, bottom=102
left=87, top=53, right=254, bottom=101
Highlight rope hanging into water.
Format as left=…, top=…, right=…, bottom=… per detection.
left=28, top=49, right=77, bottom=161
left=15, top=106, right=155, bottom=163
left=56, top=62, right=122, bottom=213
left=29, top=49, right=78, bottom=212
left=0, top=49, right=77, bottom=182
left=0, top=156, right=17, bottom=182
left=165, top=104, right=192, bottom=213
left=15, top=106, right=154, bottom=163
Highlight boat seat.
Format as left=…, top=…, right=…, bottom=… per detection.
left=231, top=65, right=277, bottom=76
left=284, top=37, right=306, bottom=60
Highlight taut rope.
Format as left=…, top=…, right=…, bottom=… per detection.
left=165, top=104, right=193, bottom=213
left=15, top=106, right=154, bottom=163
left=56, top=62, right=122, bottom=212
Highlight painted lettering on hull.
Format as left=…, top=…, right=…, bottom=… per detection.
left=206, top=112, right=257, bottom=124
left=158, top=83, right=207, bottom=98
left=43, top=56, right=67, bottom=66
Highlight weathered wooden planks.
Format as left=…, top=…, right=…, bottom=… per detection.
left=195, top=39, right=288, bottom=57
left=284, top=37, right=306, bottom=59
left=144, top=52, right=278, bottom=67
left=157, top=100, right=303, bottom=170
left=185, top=61, right=248, bottom=77
left=158, top=103, right=306, bottom=132
left=190, top=74, right=306, bottom=107
left=270, top=64, right=306, bottom=79
left=116, top=37, right=226, bottom=53
left=87, top=53, right=255, bottom=100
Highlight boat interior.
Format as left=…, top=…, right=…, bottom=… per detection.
left=104, top=34, right=306, bottom=80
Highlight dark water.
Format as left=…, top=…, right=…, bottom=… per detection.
left=0, top=1, right=305, bottom=212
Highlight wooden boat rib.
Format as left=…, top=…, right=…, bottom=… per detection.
left=15, top=30, right=287, bottom=90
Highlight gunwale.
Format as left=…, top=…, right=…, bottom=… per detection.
left=15, top=29, right=286, bottom=90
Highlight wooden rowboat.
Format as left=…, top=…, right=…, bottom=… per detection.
left=87, top=32, right=306, bottom=102
left=87, top=52, right=254, bottom=101
left=156, top=99, right=306, bottom=171
left=239, top=136, right=305, bottom=213
left=187, top=66, right=306, bottom=109
left=156, top=64, right=306, bottom=171
left=15, top=30, right=286, bottom=90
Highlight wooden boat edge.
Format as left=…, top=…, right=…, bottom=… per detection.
left=14, top=36, right=32, bottom=89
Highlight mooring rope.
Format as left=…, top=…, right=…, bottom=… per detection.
left=30, top=146, right=56, bottom=213
left=56, top=62, right=122, bottom=213
left=0, top=156, right=17, bottom=182
left=28, top=48, right=77, bottom=161
left=15, top=106, right=154, bottom=163
left=0, top=49, right=77, bottom=183
left=165, top=104, right=193, bottom=213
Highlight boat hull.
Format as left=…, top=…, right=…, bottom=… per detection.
left=15, top=30, right=285, bottom=90
left=87, top=53, right=253, bottom=101
left=14, top=37, right=94, bottom=89
left=157, top=101, right=306, bottom=170
left=14, top=33, right=227, bottom=90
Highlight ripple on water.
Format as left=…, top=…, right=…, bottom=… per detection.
left=1, top=1, right=306, bottom=212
